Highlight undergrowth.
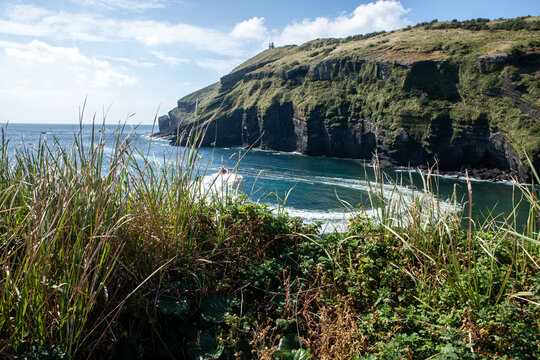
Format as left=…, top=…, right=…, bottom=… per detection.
left=0, top=120, right=538, bottom=359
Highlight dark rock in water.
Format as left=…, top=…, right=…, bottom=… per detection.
left=158, top=115, right=171, bottom=133
left=158, top=21, right=540, bottom=182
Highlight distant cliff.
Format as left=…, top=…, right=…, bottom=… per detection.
left=157, top=17, right=540, bottom=182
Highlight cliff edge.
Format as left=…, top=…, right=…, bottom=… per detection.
left=158, top=17, right=540, bottom=182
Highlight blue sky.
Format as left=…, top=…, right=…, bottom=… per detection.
left=0, top=0, right=538, bottom=124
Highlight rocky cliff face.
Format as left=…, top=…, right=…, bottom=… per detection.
left=158, top=20, right=540, bottom=182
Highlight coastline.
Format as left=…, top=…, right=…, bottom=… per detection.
left=152, top=131, right=528, bottom=185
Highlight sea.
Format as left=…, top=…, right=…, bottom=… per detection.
left=1, top=123, right=533, bottom=232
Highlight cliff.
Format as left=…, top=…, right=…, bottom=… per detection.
left=157, top=17, right=540, bottom=182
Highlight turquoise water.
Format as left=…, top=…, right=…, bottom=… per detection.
left=2, top=123, right=532, bottom=230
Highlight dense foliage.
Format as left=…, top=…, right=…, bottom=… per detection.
left=0, top=126, right=538, bottom=359
left=419, top=17, right=540, bottom=31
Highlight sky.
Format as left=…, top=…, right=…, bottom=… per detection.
left=0, top=0, right=538, bottom=125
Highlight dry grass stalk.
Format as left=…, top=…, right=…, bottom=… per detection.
left=302, top=297, right=366, bottom=360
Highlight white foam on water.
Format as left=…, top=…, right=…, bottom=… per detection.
left=272, top=192, right=460, bottom=233
left=239, top=167, right=462, bottom=229
left=394, top=168, right=516, bottom=186
left=281, top=207, right=351, bottom=222
left=272, top=206, right=353, bottom=233
left=250, top=169, right=416, bottom=195
left=144, top=135, right=171, bottom=144
left=201, top=171, right=244, bottom=198
left=268, top=205, right=389, bottom=233
left=267, top=179, right=461, bottom=231
left=267, top=150, right=303, bottom=156
left=448, top=175, right=514, bottom=186
left=394, top=168, right=416, bottom=173
left=191, top=165, right=462, bottom=233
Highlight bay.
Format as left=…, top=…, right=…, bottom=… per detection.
left=2, top=123, right=531, bottom=231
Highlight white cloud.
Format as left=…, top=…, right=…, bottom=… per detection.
left=102, top=55, right=156, bottom=68
left=151, top=51, right=189, bottom=65
left=92, top=62, right=138, bottom=87
left=276, top=0, right=410, bottom=45
left=230, top=17, right=267, bottom=40
left=0, top=18, right=50, bottom=38
left=196, top=58, right=241, bottom=75
left=5, top=4, right=52, bottom=22
left=5, top=40, right=90, bottom=64
left=0, top=5, right=258, bottom=56
left=122, top=21, right=246, bottom=55
left=72, top=0, right=170, bottom=10
left=3, top=40, right=137, bottom=88
left=0, top=11, right=110, bottom=42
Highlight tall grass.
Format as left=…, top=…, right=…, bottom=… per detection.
left=0, top=117, right=239, bottom=357
left=358, top=161, right=539, bottom=308
left=0, top=124, right=132, bottom=355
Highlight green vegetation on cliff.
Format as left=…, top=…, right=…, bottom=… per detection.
left=164, top=16, right=540, bottom=180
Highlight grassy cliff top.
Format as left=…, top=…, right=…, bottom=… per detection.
left=170, top=16, right=540, bottom=167
left=233, top=16, right=540, bottom=73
